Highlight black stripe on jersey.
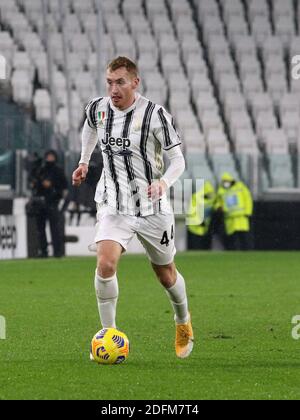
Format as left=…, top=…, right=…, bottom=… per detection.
left=122, top=111, right=141, bottom=216
left=122, top=109, right=134, bottom=139
left=105, top=104, right=122, bottom=211
left=103, top=170, right=108, bottom=205
left=85, top=99, right=94, bottom=128
left=106, top=103, right=114, bottom=137
left=158, top=107, right=173, bottom=148
left=164, top=143, right=182, bottom=151
left=86, top=98, right=103, bottom=129
left=171, top=117, right=181, bottom=139
left=140, top=101, right=156, bottom=185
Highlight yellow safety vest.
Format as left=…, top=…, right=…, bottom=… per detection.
left=188, top=191, right=216, bottom=236
left=216, top=182, right=253, bottom=235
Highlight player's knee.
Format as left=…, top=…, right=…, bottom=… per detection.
left=152, top=263, right=177, bottom=288
left=97, top=256, right=117, bottom=278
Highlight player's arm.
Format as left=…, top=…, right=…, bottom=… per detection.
left=72, top=119, right=98, bottom=187
left=147, top=146, right=185, bottom=200
left=161, top=146, right=185, bottom=189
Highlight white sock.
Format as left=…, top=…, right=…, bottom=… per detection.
left=94, top=271, right=119, bottom=328
left=165, top=271, right=189, bottom=324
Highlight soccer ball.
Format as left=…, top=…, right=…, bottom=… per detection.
left=90, top=328, right=130, bottom=365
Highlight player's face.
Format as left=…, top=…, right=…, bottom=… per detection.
left=106, top=67, right=139, bottom=110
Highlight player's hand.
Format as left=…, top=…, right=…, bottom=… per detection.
left=72, top=164, right=88, bottom=187
left=147, top=180, right=168, bottom=202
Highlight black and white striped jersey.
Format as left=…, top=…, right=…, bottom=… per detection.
left=85, top=93, right=181, bottom=217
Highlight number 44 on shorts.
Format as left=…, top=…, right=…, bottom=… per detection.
left=160, top=225, right=174, bottom=247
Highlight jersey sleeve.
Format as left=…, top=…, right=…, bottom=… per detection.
left=161, top=145, right=185, bottom=189
left=85, top=97, right=103, bottom=129
left=153, top=107, right=181, bottom=151
left=79, top=119, right=99, bottom=165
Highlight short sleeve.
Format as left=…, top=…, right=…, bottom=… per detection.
left=153, top=107, right=181, bottom=151
left=85, top=97, right=103, bottom=129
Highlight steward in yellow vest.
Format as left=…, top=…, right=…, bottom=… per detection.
left=187, top=181, right=216, bottom=250
left=216, top=173, right=253, bottom=250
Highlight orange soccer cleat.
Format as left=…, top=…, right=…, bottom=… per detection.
left=175, top=314, right=194, bottom=359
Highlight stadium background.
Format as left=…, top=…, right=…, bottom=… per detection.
left=0, top=0, right=300, bottom=401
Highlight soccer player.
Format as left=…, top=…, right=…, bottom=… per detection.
left=72, top=57, right=194, bottom=358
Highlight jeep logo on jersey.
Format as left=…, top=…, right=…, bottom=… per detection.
left=102, top=134, right=133, bottom=157
left=102, top=133, right=131, bottom=149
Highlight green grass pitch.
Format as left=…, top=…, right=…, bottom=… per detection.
left=0, top=252, right=300, bottom=400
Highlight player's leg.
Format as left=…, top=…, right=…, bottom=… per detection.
left=151, top=261, right=189, bottom=324
left=151, top=261, right=194, bottom=358
left=95, top=240, right=123, bottom=329
left=137, top=213, right=194, bottom=358
left=93, top=206, right=135, bottom=330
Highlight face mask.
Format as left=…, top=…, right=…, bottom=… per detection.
left=222, top=181, right=232, bottom=189
left=45, top=161, right=55, bottom=167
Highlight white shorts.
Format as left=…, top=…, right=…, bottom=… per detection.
left=95, top=205, right=176, bottom=266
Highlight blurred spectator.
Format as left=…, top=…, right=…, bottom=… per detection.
left=187, top=181, right=216, bottom=250
left=28, top=150, right=68, bottom=258
left=62, top=150, right=102, bottom=225
left=215, top=173, right=253, bottom=251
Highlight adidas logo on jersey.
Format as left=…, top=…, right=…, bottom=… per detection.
left=102, top=133, right=131, bottom=149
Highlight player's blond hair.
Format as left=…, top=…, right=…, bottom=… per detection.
left=107, top=56, right=139, bottom=78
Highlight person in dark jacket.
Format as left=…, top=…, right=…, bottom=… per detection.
left=30, top=150, right=68, bottom=258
